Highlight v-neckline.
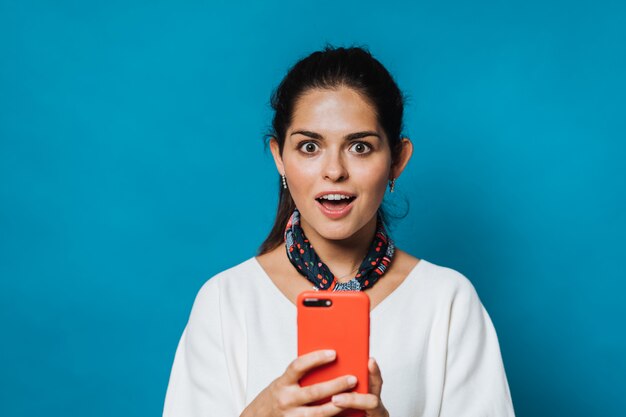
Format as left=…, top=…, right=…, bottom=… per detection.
left=250, top=256, right=427, bottom=316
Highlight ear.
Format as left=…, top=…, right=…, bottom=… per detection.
left=390, top=137, right=413, bottom=180
left=269, top=137, right=285, bottom=176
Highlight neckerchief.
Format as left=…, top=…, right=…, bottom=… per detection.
left=284, top=209, right=395, bottom=291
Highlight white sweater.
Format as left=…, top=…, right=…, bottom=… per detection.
left=163, top=257, right=515, bottom=417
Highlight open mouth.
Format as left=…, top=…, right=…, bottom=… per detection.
left=315, top=194, right=356, bottom=211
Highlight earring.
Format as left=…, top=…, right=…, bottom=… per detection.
left=389, top=178, right=396, bottom=193
left=282, top=174, right=288, bottom=190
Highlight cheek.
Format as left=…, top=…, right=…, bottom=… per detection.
left=353, top=162, right=390, bottom=194
left=290, top=164, right=318, bottom=179
left=283, top=160, right=316, bottom=194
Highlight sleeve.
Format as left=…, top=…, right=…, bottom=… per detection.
left=162, top=278, right=240, bottom=417
left=439, top=277, right=516, bottom=417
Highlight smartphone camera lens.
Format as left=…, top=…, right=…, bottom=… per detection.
left=303, top=298, right=332, bottom=307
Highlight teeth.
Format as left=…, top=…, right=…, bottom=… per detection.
left=319, top=194, right=352, bottom=200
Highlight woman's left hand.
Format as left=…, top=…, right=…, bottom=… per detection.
left=331, top=358, right=390, bottom=417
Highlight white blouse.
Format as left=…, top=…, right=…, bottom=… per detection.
left=163, top=257, right=515, bottom=416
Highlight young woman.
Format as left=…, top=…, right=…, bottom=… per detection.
left=163, top=46, right=515, bottom=417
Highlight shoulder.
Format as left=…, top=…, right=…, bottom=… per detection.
left=420, top=260, right=476, bottom=292
left=414, top=260, right=489, bottom=327
left=191, top=257, right=261, bottom=312
left=201, top=257, right=259, bottom=287
left=397, top=251, right=481, bottom=306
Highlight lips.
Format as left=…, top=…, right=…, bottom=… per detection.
left=315, top=192, right=356, bottom=219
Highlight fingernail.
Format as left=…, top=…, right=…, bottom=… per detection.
left=332, top=395, right=345, bottom=405
left=347, top=375, right=357, bottom=385
left=325, top=350, right=336, bottom=358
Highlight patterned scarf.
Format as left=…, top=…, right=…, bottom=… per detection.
left=284, top=209, right=395, bottom=291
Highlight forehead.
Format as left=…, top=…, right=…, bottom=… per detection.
left=290, top=87, right=380, bottom=134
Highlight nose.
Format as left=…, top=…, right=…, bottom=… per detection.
left=322, top=148, right=348, bottom=182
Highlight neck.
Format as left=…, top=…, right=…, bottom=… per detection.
left=300, top=215, right=378, bottom=280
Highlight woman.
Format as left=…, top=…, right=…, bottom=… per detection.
left=163, top=46, right=515, bottom=417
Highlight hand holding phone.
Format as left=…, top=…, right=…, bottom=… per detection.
left=239, top=349, right=359, bottom=417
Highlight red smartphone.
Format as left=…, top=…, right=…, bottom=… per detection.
left=297, top=290, right=370, bottom=417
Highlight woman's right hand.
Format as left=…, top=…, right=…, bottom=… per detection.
left=240, top=349, right=357, bottom=417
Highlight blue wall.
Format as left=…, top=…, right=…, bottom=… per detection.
left=1, top=1, right=624, bottom=416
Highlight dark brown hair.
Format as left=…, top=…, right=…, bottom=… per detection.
left=258, top=45, right=406, bottom=255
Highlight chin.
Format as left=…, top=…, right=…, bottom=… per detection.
left=314, top=220, right=366, bottom=242
left=319, top=229, right=354, bottom=242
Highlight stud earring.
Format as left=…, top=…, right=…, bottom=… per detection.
left=282, top=174, right=287, bottom=190
left=389, top=178, right=396, bottom=193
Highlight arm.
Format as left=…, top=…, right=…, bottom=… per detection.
left=439, top=278, right=516, bottom=417
left=162, top=278, right=240, bottom=417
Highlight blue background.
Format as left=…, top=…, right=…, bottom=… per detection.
left=1, top=0, right=624, bottom=416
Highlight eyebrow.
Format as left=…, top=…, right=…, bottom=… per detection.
left=290, top=130, right=382, bottom=141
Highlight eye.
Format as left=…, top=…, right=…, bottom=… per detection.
left=299, top=141, right=319, bottom=154
left=349, top=142, right=372, bottom=154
